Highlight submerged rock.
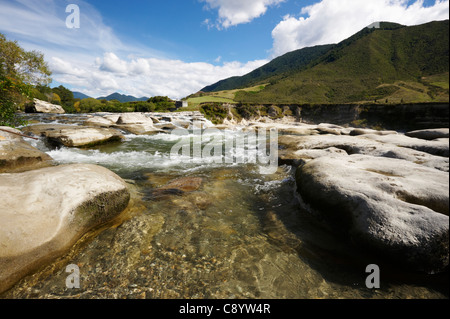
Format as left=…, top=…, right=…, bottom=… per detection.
left=0, top=164, right=130, bottom=294
left=296, top=154, right=449, bottom=273
left=0, top=127, right=53, bottom=173
left=159, top=177, right=203, bottom=193
left=22, top=124, right=124, bottom=147
left=146, top=177, right=204, bottom=200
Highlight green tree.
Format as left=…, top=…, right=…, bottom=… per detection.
left=52, top=85, right=75, bottom=112
left=0, top=33, right=51, bottom=126
left=147, top=96, right=175, bottom=111
left=79, top=98, right=102, bottom=113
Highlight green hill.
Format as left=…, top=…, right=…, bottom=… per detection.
left=201, top=43, right=334, bottom=92
left=200, top=20, right=449, bottom=104
left=97, top=92, right=149, bottom=103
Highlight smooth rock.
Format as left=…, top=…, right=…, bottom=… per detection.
left=114, top=123, right=163, bottom=135
left=350, top=128, right=398, bottom=136
left=405, top=128, right=449, bottom=141
left=279, top=147, right=347, bottom=166
left=22, top=124, right=124, bottom=147
left=316, top=124, right=343, bottom=135
left=0, top=164, right=130, bottom=294
left=0, top=127, right=53, bottom=173
left=84, top=116, right=115, bottom=128
left=278, top=134, right=449, bottom=172
left=113, top=113, right=162, bottom=135
left=25, top=99, right=65, bottom=114
left=116, top=113, right=153, bottom=125
left=296, top=154, right=449, bottom=272
left=362, top=133, right=449, bottom=157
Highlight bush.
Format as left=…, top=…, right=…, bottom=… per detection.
left=0, top=77, right=28, bottom=127
left=200, top=103, right=229, bottom=124
left=235, top=103, right=259, bottom=119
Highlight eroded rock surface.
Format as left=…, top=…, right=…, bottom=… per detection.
left=22, top=124, right=124, bottom=147
left=0, top=127, right=53, bottom=173
left=0, top=164, right=130, bottom=294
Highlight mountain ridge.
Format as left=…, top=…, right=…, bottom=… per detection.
left=96, top=92, right=149, bottom=103
left=199, top=20, right=449, bottom=105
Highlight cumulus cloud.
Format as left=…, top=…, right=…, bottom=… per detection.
left=50, top=53, right=268, bottom=99
left=271, top=0, right=450, bottom=57
left=202, top=0, right=285, bottom=28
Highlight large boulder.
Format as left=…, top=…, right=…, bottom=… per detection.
left=296, top=154, right=449, bottom=273
left=84, top=116, right=115, bottom=128
left=25, top=99, right=65, bottom=114
left=0, top=127, right=53, bottom=173
left=22, top=124, right=124, bottom=147
left=116, top=113, right=153, bottom=125
left=113, top=113, right=162, bottom=135
left=0, top=164, right=130, bottom=294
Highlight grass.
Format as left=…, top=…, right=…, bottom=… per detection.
left=185, top=96, right=235, bottom=108
left=185, top=84, right=268, bottom=107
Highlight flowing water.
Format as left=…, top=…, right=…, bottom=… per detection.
left=3, top=113, right=448, bottom=299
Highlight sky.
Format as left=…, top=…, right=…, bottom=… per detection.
left=0, top=0, right=448, bottom=99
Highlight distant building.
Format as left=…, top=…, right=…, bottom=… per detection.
left=175, top=100, right=189, bottom=108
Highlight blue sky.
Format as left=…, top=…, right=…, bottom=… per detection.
left=0, top=0, right=448, bottom=99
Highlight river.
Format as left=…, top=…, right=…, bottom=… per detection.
left=3, top=112, right=447, bottom=299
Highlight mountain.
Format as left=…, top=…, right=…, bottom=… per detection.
left=201, top=43, right=335, bottom=92
left=72, top=91, right=92, bottom=100
left=96, top=92, right=149, bottom=103
left=201, top=20, right=449, bottom=104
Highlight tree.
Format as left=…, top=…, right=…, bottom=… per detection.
left=79, top=98, right=102, bottom=113
left=0, top=33, right=51, bottom=127
left=52, top=85, right=75, bottom=112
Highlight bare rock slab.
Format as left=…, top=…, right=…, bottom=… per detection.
left=22, top=124, right=124, bottom=147
left=25, top=99, right=65, bottom=114
left=0, top=127, right=53, bottom=173
left=296, top=154, right=449, bottom=273
left=405, top=128, right=449, bottom=141
left=0, top=164, right=130, bottom=294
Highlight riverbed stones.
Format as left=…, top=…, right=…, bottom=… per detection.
left=0, top=164, right=130, bottom=294
left=295, top=154, right=449, bottom=272
left=21, top=124, right=124, bottom=147
left=0, top=127, right=53, bottom=173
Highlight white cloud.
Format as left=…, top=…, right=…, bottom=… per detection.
left=202, top=0, right=285, bottom=28
left=271, top=0, right=450, bottom=57
left=50, top=53, right=268, bottom=99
